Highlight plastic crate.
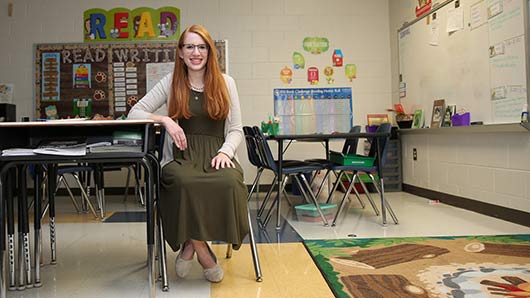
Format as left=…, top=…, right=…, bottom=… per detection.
left=294, top=203, right=336, bottom=222
left=329, top=151, right=375, bottom=166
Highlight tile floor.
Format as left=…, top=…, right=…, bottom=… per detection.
left=5, top=190, right=530, bottom=298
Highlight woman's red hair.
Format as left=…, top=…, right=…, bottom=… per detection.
left=168, top=24, right=230, bottom=120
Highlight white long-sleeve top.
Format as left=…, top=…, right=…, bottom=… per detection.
left=127, top=73, right=244, bottom=167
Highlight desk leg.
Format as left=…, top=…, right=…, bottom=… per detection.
left=376, top=139, right=387, bottom=226
left=147, top=153, right=168, bottom=292
left=47, top=164, right=57, bottom=264
left=33, top=166, right=42, bottom=287
left=17, top=165, right=32, bottom=289
left=0, top=249, right=4, bottom=298
left=0, top=176, right=6, bottom=298
left=276, top=140, right=283, bottom=230
left=141, top=158, right=155, bottom=298
left=5, top=169, right=15, bottom=290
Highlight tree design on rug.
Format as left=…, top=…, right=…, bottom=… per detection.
left=481, top=276, right=530, bottom=297
left=342, top=274, right=429, bottom=297
left=332, top=243, right=449, bottom=269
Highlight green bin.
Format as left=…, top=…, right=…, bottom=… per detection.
left=329, top=151, right=375, bottom=166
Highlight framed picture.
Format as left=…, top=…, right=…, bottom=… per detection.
left=367, top=114, right=390, bottom=126
left=442, top=104, right=456, bottom=127
left=430, top=99, right=445, bottom=128
left=412, top=109, right=424, bottom=128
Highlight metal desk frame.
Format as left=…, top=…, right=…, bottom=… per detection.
left=0, top=120, right=159, bottom=298
left=267, top=131, right=392, bottom=229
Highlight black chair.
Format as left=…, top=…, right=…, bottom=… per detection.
left=304, top=125, right=379, bottom=213
left=243, top=126, right=299, bottom=222
left=157, top=126, right=263, bottom=282
left=243, top=126, right=265, bottom=203
left=251, top=126, right=328, bottom=228
left=326, top=123, right=398, bottom=226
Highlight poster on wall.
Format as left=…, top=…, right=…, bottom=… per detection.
left=0, top=83, right=14, bottom=103
left=41, top=52, right=61, bottom=101
left=279, top=37, right=357, bottom=85
left=84, top=7, right=180, bottom=42
left=302, top=37, right=329, bottom=54
left=273, top=87, right=353, bottom=135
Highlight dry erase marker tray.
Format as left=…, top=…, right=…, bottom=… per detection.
left=329, top=151, right=375, bottom=166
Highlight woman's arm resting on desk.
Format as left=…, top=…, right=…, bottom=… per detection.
left=127, top=73, right=187, bottom=151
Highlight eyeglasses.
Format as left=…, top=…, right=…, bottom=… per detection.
left=181, top=44, right=209, bottom=53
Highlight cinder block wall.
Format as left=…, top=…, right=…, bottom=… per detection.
left=0, top=0, right=392, bottom=186
left=388, top=0, right=530, bottom=213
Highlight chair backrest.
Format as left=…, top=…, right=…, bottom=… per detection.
left=252, top=126, right=278, bottom=172
left=367, top=123, right=392, bottom=166
left=341, top=125, right=361, bottom=155
left=243, top=126, right=263, bottom=168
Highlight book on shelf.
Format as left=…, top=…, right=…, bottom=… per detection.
left=113, top=131, right=143, bottom=146
left=430, top=99, right=445, bottom=128
left=412, top=109, right=424, bottom=128
left=88, top=144, right=142, bottom=153
left=442, top=104, right=456, bottom=127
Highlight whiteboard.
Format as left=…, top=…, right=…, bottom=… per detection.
left=398, top=0, right=529, bottom=125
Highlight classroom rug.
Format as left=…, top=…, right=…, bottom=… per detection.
left=304, top=235, right=530, bottom=298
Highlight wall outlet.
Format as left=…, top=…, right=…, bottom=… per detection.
left=413, top=148, right=417, bottom=160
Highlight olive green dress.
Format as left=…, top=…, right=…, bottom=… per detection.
left=160, top=90, right=249, bottom=252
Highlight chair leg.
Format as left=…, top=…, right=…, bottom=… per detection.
left=56, top=175, right=82, bottom=213
left=247, top=168, right=264, bottom=210
left=282, top=189, right=294, bottom=207
left=275, top=175, right=291, bottom=229
left=262, top=175, right=287, bottom=229
left=247, top=205, right=262, bottom=281
left=368, top=174, right=398, bottom=224
left=312, top=170, right=331, bottom=201
left=134, top=164, right=145, bottom=206
left=257, top=174, right=277, bottom=219
left=336, top=171, right=365, bottom=208
left=296, top=174, right=329, bottom=226
left=71, top=173, right=98, bottom=219
left=332, top=173, right=358, bottom=227
left=224, top=208, right=262, bottom=282
left=357, top=177, right=380, bottom=216
left=325, top=171, right=343, bottom=204
left=93, top=167, right=107, bottom=219
left=123, top=166, right=132, bottom=202
left=225, top=244, right=232, bottom=258
left=156, top=207, right=169, bottom=291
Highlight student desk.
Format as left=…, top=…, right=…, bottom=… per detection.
left=0, top=120, right=159, bottom=298
left=267, top=131, right=392, bottom=228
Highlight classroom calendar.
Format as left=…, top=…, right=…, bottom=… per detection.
left=273, top=88, right=353, bottom=135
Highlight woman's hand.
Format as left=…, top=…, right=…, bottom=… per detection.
left=211, top=152, right=235, bottom=170
left=162, top=116, right=187, bottom=150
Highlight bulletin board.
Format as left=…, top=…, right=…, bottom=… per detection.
left=35, top=41, right=227, bottom=119
left=398, top=0, right=529, bottom=125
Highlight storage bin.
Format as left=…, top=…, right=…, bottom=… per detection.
left=294, top=203, right=336, bottom=222
left=329, top=151, right=375, bottom=166
left=451, top=112, right=470, bottom=126
left=365, top=125, right=379, bottom=133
